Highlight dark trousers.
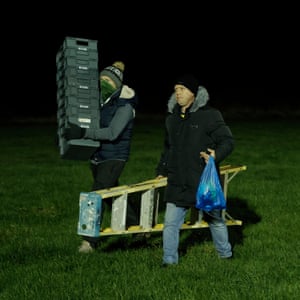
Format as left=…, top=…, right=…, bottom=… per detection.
left=83, top=160, right=139, bottom=246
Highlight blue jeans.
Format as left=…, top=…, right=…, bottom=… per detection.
left=162, top=203, right=232, bottom=264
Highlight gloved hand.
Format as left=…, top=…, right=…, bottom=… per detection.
left=63, top=123, right=86, bottom=140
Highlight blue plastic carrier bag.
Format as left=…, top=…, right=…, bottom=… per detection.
left=77, top=192, right=102, bottom=237
left=195, top=156, right=226, bottom=211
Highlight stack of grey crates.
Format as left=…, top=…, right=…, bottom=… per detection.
left=56, top=37, right=101, bottom=160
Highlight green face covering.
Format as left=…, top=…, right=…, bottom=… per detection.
left=100, top=80, right=117, bottom=102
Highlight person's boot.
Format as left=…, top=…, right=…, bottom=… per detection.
left=78, top=240, right=96, bottom=253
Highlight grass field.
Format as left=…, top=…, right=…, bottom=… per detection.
left=0, top=114, right=299, bottom=299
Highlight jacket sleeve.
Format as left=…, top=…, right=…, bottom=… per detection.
left=84, top=104, right=134, bottom=141
left=155, top=127, right=169, bottom=176
left=208, top=110, right=234, bottom=163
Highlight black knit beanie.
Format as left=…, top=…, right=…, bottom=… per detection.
left=175, top=73, right=199, bottom=95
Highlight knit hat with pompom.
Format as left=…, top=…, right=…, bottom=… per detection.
left=100, top=61, right=125, bottom=89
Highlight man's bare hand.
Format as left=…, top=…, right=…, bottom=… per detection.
left=200, top=148, right=215, bottom=163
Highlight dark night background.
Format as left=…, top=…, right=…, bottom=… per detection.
left=2, top=3, right=299, bottom=120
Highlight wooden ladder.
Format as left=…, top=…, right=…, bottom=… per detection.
left=78, top=164, right=247, bottom=237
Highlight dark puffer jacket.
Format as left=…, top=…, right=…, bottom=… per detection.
left=86, top=84, right=138, bottom=162
left=156, top=86, right=234, bottom=207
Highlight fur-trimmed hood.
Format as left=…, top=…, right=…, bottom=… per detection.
left=119, top=84, right=135, bottom=99
left=167, top=86, right=210, bottom=113
left=102, top=84, right=138, bottom=108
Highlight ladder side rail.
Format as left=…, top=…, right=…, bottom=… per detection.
left=95, top=165, right=246, bottom=200
left=95, top=179, right=167, bottom=199
left=226, top=171, right=241, bottom=184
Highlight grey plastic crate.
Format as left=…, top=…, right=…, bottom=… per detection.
left=56, top=36, right=101, bottom=161
left=56, top=47, right=98, bottom=63
left=56, top=76, right=99, bottom=89
left=56, top=66, right=99, bottom=82
left=56, top=57, right=98, bottom=71
left=63, top=36, right=98, bottom=51
left=57, top=85, right=99, bottom=99
left=59, top=137, right=100, bottom=161
left=57, top=95, right=100, bottom=109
